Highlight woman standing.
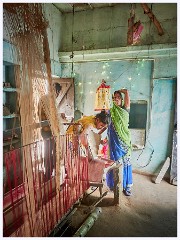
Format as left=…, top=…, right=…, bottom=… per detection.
left=107, top=89, right=133, bottom=196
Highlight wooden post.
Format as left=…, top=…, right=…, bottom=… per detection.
left=141, top=3, right=164, bottom=36
left=113, top=164, right=123, bottom=205
left=154, top=157, right=170, bottom=184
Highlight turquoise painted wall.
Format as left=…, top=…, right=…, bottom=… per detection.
left=42, top=3, right=62, bottom=76
left=61, top=55, right=177, bottom=175
left=61, top=60, right=152, bottom=116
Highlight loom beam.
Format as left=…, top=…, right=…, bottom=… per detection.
left=73, top=207, right=102, bottom=237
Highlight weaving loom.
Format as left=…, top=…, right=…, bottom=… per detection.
left=3, top=4, right=66, bottom=236
left=3, top=134, right=89, bottom=237
left=3, top=4, right=122, bottom=237
left=3, top=132, right=120, bottom=237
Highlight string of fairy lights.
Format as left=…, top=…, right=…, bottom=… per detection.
left=61, top=56, right=157, bottom=168
left=62, top=57, right=153, bottom=98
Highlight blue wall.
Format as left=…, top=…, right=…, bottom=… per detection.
left=61, top=54, right=177, bottom=175
left=61, top=60, right=152, bottom=115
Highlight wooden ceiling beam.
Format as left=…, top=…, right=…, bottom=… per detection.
left=141, top=3, right=164, bottom=36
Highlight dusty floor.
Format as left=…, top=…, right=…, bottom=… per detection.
left=71, top=172, right=177, bottom=237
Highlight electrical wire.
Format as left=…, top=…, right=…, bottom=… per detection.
left=135, top=129, right=154, bottom=168
left=70, top=4, right=75, bottom=78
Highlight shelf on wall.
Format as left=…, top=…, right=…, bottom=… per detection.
left=3, top=87, right=19, bottom=92
left=3, top=114, right=19, bottom=119
left=3, top=61, right=21, bottom=153
left=3, top=139, right=19, bottom=147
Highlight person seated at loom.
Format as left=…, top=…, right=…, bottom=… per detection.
left=66, top=111, right=108, bottom=159
left=39, top=82, right=62, bottom=181
left=66, top=111, right=115, bottom=186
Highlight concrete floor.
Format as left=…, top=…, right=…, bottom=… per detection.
left=72, top=172, right=177, bottom=237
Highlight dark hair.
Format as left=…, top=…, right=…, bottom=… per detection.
left=113, top=90, right=122, bottom=99
left=95, top=110, right=109, bottom=124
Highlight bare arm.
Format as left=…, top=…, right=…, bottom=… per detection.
left=98, top=125, right=107, bottom=135
left=119, top=89, right=130, bottom=109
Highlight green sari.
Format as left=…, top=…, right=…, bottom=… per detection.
left=107, top=102, right=133, bottom=192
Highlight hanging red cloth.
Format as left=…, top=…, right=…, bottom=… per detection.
left=127, top=5, right=143, bottom=45
left=132, top=20, right=144, bottom=44
left=94, top=80, right=111, bottom=111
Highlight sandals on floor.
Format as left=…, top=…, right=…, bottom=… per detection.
left=123, top=187, right=132, bottom=196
